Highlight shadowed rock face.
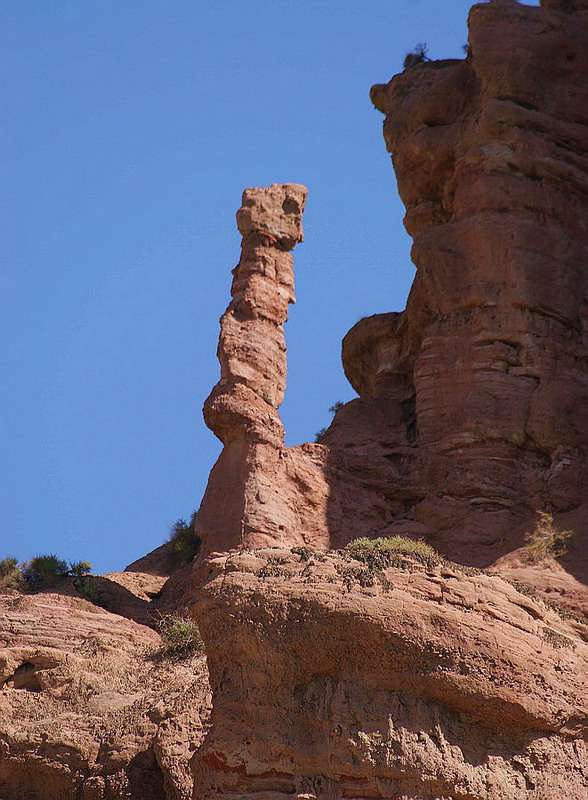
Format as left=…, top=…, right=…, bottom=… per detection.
left=360, top=0, right=588, bottom=567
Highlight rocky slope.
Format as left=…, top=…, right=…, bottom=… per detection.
left=0, top=586, right=210, bottom=799
left=2, top=1, right=587, bottom=798
left=193, top=547, right=588, bottom=800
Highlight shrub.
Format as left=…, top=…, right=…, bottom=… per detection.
left=344, top=536, right=442, bottom=570
left=541, top=627, right=573, bottom=650
left=21, top=554, right=69, bottom=591
left=0, top=557, right=23, bottom=591
left=152, top=613, right=204, bottom=660
left=524, top=511, right=573, bottom=561
left=69, top=560, right=92, bottom=580
left=314, top=427, right=327, bottom=443
left=1, top=554, right=93, bottom=593
left=336, top=564, right=376, bottom=591
left=168, top=516, right=201, bottom=564
left=403, top=43, right=431, bottom=70
left=291, top=546, right=314, bottom=562
left=329, top=401, right=344, bottom=414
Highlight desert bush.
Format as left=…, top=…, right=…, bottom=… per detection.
left=345, top=536, right=442, bottom=570
left=336, top=564, right=376, bottom=591
left=21, top=554, right=69, bottom=591
left=0, top=557, right=23, bottom=591
left=75, top=574, right=101, bottom=603
left=524, top=511, right=573, bottom=561
left=403, top=42, right=431, bottom=70
left=69, top=560, right=92, bottom=580
left=256, top=557, right=289, bottom=579
left=314, top=427, right=327, bottom=443
left=168, top=515, right=201, bottom=564
left=541, top=627, right=574, bottom=650
left=151, top=613, right=204, bottom=661
left=1, top=555, right=92, bottom=593
left=291, top=546, right=314, bottom=562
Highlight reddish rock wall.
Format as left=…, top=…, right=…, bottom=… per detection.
left=361, top=0, right=588, bottom=570
left=186, top=2, right=588, bottom=797
left=3, top=2, right=588, bottom=799
left=193, top=1, right=588, bottom=586
left=192, top=548, right=588, bottom=800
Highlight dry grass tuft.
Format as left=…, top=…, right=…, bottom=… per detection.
left=149, top=614, right=204, bottom=662
left=524, top=511, right=574, bottom=562
left=344, top=536, right=442, bottom=570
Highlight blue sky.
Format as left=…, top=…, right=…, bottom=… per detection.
left=2, top=1, right=541, bottom=574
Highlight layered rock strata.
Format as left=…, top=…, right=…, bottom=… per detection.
left=358, top=0, right=588, bottom=569
left=196, top=183, right=310, bottom=554
left=3, top=2, right=588, bottom=799
left=185, top=1, right=588, bottom=797
left=193, top=0, right=588, bottom=584
left=194, top=184, right=401, bottom=556
left=192, top=548, right=588, bottom=800
left=0, top=588, right=211, bottom=800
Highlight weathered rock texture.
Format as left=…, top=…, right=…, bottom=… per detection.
left=3, top=2, right=588, bottom=799
left=183, top=1, right=588, bottom=797
left=0, top=587, right=210, bottom=800
left=192, top=548, right=588, bottom=800
left=192, top=2, right=588, bottom=601
left=361, top=0, right=588, bottom=575
left=195, top=185, right=418, bottom=558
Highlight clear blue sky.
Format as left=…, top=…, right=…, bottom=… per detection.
left=2, top=1, right=540, bottom=574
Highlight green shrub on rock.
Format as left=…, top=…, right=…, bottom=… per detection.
left=0, top=557, right=23, bottom=591
left=151, top=613, right=204, bottom=661
left=168, top=515, right=201, bottom=564
left=21, top=554, right=69, bottom=590
left=344, top=536, right=442, bottom=570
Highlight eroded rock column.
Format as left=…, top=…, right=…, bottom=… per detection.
left=196, top=184, right=307, bottom=553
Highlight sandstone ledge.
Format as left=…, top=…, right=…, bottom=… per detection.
left=191, top=548, right=588, bottom=799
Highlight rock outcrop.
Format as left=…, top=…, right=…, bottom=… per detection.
left=183, top=1, right=588, bottom=797
left=191, top=0, right=588, bottom=606
left=0, top=588, right=211, bottom=800
left=2, top=2, right=588, bottom=799
left=193, top=548, right=588, bottom=800
left=362, top=0, right=588, bottom=573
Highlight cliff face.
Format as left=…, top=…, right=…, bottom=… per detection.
left=2, top=2, right=588, bottom=799
left=187, top=1, right=588, bottom=797
left=192, top=0, right=588, bottom=598
left=193, top=548, right=588, bottom=800
left=0, top=584, right=211, bottom=800
left=363, top=0, right=588, bottom=569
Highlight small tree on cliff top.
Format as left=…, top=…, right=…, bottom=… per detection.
left=403, top=43, right=431, bottom=70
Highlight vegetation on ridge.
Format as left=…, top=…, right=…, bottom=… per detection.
left=168, top=513, right=202, bottom=564
left=345, top=535, right=442, bottom=570
left=0, top=554, right=92, bottom=592
left=524, top=511, right=574, bottom=562
left=403, top=42, right=431, bottom=70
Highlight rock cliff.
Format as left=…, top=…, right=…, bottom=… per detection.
left=1, top=1, right=587, bottom=799
left=186, top=1, right=588, bottom=796
left=365, top=0, right=588, bottom=574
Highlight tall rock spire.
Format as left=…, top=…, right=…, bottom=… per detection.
left=196, top=184, right=308, bottom=554
left=203, top=183, right=307, bottom=449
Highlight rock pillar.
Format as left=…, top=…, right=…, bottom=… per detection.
left=196, top=184, right=307, bottom=553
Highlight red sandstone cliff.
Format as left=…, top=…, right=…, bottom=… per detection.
left=2, top=2, right=588, bottom=799
left=184, top=1, right=588, bottom=796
